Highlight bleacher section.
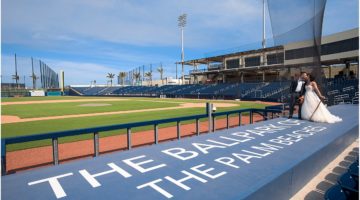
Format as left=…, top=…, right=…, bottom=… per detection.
left=70, top=78, right=358, bottom=103
left=324, top=157, right=359, bottom=199
left=325, top=79, right=359, bottom=105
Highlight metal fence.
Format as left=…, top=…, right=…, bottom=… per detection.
left=1, top=104, right=283, bottom=175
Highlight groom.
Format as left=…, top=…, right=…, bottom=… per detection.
left=288, top=72, right=308, bottom=119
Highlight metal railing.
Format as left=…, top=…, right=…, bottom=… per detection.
left=1, top=103, right=283, bottom=175
left=327, top=90, right=339, bottom=96
left=333, top=94, right=350, bottom=104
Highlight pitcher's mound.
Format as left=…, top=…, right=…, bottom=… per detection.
left=78, top=103, right=112, bottom=107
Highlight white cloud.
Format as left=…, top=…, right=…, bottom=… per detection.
left=45, top=59, right=184, bottom=85
left=1, top=55, right=121, bottom=85
left=3, top=0, right=357, bottom=49
left=2, top=0, right=263, bottom=49
left=2, top=0, right=358, bottom=85
left=45, top=59, right=120, bottom=85
left=2, top=55, right=192, bottom=86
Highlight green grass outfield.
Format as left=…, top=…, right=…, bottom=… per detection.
left=1, top=96, right=103, bottom=102
left=2, top=100, right=181, bottom=118
left=1, top=96, right=268, bottom=151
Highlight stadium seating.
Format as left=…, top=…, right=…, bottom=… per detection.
left=324, top=159, right=359, bottom=200
left=69, top=78, right=358, bottom=104
left=324, top=185, right=349, bottom=200
left=97, top=87, right=121, bottom=95
left=325, top=79, right=359, bottom=105
left=84, top=87, right=101, bottom=95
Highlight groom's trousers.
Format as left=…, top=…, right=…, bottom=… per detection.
left=289, top=92, right=302, bottom=119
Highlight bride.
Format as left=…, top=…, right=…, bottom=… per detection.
left=301, top=74, right=342, bottom=123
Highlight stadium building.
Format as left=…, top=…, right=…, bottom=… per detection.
left=182, top=28, right=358, bottom=84
left=68, top=28, right=358, bottom=105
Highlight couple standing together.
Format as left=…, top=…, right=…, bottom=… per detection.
left=289, top=72, right=342, bottom=123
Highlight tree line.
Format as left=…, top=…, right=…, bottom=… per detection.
left=105, top=64, right=164, bottom=87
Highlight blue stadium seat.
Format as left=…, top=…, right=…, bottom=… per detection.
left=337, top=172, right=359, bottom=199
left=348, top=161, right=359, bottom=183
left=324, top=185, right=349, bottom=200
left=69, top=78, right=358, bottom=102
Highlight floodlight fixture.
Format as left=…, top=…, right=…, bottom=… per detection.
left=178, top=13, right=187, bottom=84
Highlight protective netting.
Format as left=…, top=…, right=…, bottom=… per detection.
left=1, top=55, right=59, bottom=89
left=267, top=0, right=327, bottom=97
left=121, top=62, right=166, bottom=86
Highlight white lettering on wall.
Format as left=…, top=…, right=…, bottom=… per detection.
left=165, top=170, right=207, bottom=190
left=191, top=164, right=227, bottom=179
left=28, top=173, right=74, bottom=199
left=123, top=155, right=166, bottom=173
left=162, top=148, right=199, bottom=161
left=137, top=179, right=173, bottom=199
left=79, top=163, right=131, bottom=188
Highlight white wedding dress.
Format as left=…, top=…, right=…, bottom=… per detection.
left=301, top=85, right=342, bottom=123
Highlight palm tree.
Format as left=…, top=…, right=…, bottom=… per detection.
left=29, top=73, right=38, bottom=89
left=90, top=80, right=96, bottom=87
left=30, top=57, right=38, bottom=89
left=106, top=73, right=115, bottom=86
left=157, top=65, right=164, bottom=85
left=118, top=72, right=127, bottom=86
left=144, top=71, right=153, bottom=86
left=12, top=74, right=20, bottom=88
left=133, top=72, right=141, bottom=86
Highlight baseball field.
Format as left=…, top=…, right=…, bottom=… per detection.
left=1, top=96, right=273, bottom=152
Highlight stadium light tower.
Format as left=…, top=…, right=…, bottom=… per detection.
left=178, top=13, right=187, bottom=85
left=262, top=0, right=266, bottom=49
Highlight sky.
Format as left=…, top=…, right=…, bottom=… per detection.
left=1, top=0, right=359, bottom=85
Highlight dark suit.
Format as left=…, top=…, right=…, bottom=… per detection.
left=289, top=79, right=306, bottom=119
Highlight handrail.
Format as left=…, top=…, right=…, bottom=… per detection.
left=265, top=103, right=289, bottom=110
left=1, top=106, right=283, bottom=175
left=212, top=108, right=281, bottom=117
left=3, top=114, right=207, bottom=145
